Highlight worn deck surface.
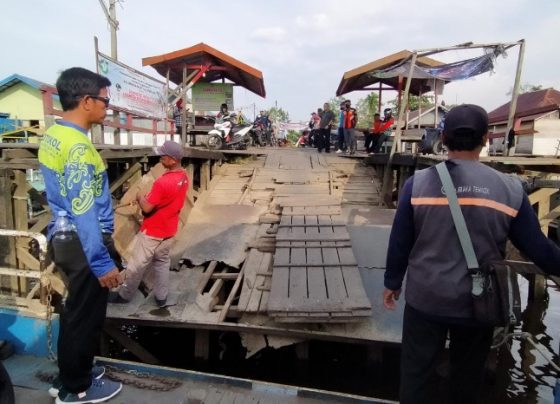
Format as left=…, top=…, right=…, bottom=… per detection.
left=107, top=148, right=404, bottom=345
left=4, top=355, right=394, bottom=403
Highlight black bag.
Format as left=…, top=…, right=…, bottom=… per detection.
left=471, top=261, right=521, bottom=327
left=435, top=163, right=521, bottom=328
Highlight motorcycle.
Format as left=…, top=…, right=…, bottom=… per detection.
left=251, top=122, right=270, bottom=147
left=206, top=114, right=252, bottom=150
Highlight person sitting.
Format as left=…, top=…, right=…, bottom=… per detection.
left=216, top=103, right=230, bottom=123
left=371, top=108, right=394, bottom=153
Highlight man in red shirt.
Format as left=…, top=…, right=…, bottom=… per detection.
left=110, top=140, right=189, bottom=307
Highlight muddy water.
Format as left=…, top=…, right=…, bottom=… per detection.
left=111, top=278, right=559, bottom=403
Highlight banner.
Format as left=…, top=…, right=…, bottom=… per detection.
left=97, top=52, right=166, bottom=119
left=192, top=83, right=234, bottom=112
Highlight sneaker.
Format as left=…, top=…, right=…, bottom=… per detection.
left=335, top=149, right=343, bottom=154
left=49, top=366, right=105, bottom=398
left=107, top=291, right=129, bottom=304
left=155, top=297, right=167, bottom=308
left=56, top=378, right=122, bottom=404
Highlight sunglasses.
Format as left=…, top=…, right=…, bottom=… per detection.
left=77, top=94, right=111, bottom=107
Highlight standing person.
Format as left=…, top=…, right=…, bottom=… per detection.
left=317, top=102, right=334, bottom=153
left=383, top=104, right=560, bottom=404
left=110, top=140, right=189, bottom=307
left=336, top=101, right=346, bottom=153
left=343, top=100, right=358, bottom=154
left=173, top=99, right=184, bottom=142
left=38, top=67, right=123, bottom=403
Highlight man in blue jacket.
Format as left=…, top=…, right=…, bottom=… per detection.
left=383, top=104, right=560, bottom=403
left=39, top=67, right=123, bottom=404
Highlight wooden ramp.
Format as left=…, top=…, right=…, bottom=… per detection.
left=263, top=151, right=372, bottom=322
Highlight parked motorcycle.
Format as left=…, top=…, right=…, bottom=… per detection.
left=251, top=122, right=270, bottom=147
left=206, top=114, right=252, bottom=150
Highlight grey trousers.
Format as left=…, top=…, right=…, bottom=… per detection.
left=343, top=128, right=356, bottom=152
left=118, top=232, right=174, bottom=301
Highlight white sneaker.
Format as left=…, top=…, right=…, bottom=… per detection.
left=335, top=149, right=343, bottom=154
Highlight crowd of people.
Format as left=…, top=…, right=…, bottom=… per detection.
left=304, top=99, right=395, bottom=155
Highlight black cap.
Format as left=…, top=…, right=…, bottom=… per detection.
left=443, top=104, right=488, bottom=138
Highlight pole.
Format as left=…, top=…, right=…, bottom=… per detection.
left=109, top=0, right=118, bottom=59
left=503, top=39, right=525, bottom=157
left=379, top=52, right=418, bottom=207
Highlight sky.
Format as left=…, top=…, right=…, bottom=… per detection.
left=2, top=0, right=560, bottom=122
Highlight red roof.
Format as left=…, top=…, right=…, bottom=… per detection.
left=142, top=43, right=265, bottom=97
left=488, top=88, right=560, bottom=123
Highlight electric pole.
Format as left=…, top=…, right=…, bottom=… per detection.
left=98, top=0, right=119, bottom=59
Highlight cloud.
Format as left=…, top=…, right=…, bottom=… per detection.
left=250, top=27, right=286, bottom=42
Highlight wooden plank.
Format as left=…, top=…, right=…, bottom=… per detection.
left=246, top=253, right=272, bottom=313
left=305, top=216, right=327, bottom=303
left=218, top=268, right=244, bottom=322
left=104, top=323, right=160, bottom=365
left=267, top=248, right=290, bottom=312
left=196, top=261, right=218, bottom=293
left=338, top=247, right=373, bottom=310
left=321, top=248, right=348, bottom=303
left=276, top=234, right=350, bottom=242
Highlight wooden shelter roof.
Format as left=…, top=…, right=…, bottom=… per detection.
left=336, top=50, right=445, bottom=96
left=142, top=43, right=266, bottom=97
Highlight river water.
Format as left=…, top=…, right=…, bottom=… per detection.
left=112, top=276, right=559, bottom=403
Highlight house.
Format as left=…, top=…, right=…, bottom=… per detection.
left=487, top=88, right=560, bottom=156
left=0, top=74, right=61, bottom=138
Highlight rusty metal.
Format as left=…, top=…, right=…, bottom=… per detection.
left=105, top=365, right=182, bottom=391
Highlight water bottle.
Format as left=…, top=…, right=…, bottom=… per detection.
left=53, top=210, right=76, bottom=241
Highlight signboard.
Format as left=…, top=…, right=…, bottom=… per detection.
left=192, top=83, right=234, bottom=112
left=97, top=52, right=166, bottom=119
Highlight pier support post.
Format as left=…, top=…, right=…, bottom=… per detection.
left=201, top=160, right=211, bottom=191
left=194, top=329, right=210, bottom=361
left=0, top=169, right=16, bottom=292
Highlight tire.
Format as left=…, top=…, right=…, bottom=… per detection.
left=207, top=134, right=223, bottom=149
left=432, top=139, right=444, bottom=155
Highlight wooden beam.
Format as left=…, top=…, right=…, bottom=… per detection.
left=0, top=169, right=16, bottom=293
left=104, top=323, right=161, bottom=365
left=200, top=160, right=211, bottom=191
left=218, top=268, right=244, bottom=323
left=109, top=162, right=142, bottom=193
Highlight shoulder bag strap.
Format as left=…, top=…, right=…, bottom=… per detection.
left=435, top=162, right=479, bottom=271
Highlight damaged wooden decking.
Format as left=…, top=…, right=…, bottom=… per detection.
left=106, top=149, right=403, bottom=348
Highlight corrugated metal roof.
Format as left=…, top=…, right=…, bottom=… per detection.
left=0, top=74, right=51, bottom=93
left=142, top=43, right=266, bottom=98
left=488, top=88, right=560, bottom=123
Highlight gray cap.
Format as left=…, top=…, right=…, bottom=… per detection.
left=155, top=140, right=184, bottom=161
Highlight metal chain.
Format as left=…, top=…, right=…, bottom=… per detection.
left=43, top=277, right=57, bottom=362
left=104, top=365, right=182, bottom=392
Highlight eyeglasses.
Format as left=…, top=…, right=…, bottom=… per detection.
left=76, top=94, right=111, bottom=107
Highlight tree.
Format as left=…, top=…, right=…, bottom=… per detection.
left=266, top=106, right=289, bottom=123
left=387, top=94, right=433, bottom=112
left=356, top=93, right=380, bottom=128
left=507, top=83, right=543, bottom=96
left=326, top=96, right=347, bottom=126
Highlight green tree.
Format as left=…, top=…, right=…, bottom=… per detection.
left=356, top=92, right=380, bottom=128
left=266, top=106, right=290, bottom=123
left=387, top=94, right=434, bottom=112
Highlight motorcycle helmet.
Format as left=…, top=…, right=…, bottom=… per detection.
left=384, top=108, right=393, bottom=116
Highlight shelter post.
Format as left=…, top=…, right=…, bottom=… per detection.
left=503, top=39, right=526, bottom=156
left=182, top=65, right=188, bottom=146
left=380, top=52, right=418, bottom=206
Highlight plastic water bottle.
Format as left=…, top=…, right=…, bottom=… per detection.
left=53, top=210, right=76, bottom=241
